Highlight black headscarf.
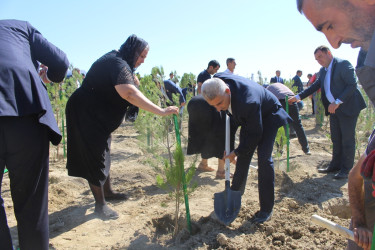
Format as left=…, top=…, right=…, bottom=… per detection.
left=119, top=34, right=148, bottom=72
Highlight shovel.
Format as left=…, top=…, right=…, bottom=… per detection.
left=311, top=214, right=354, bottom=241
left=214, top=114, right=242, bottom=225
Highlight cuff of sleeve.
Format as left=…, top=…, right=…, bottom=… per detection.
left=335, top=99, right=343, bottom=105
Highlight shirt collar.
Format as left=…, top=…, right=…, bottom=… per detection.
left=325, top=58, right=334, bottom=72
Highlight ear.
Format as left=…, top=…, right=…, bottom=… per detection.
left=225, top=87, right=231, bottom=94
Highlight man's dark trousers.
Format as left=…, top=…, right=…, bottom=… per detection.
left=329, top=113, right=359, bottom=174
left=280, top=100, right=309, bottom=153
left=0, top=116, right=50, bottom=250
left=231, top=121, right=279, bottom=213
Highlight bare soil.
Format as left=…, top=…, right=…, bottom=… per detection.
left=2, top=106, right=357, bottom=249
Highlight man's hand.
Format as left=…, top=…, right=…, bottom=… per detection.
left=39, top=64, right=50, bottom=84
left=328, top=103, right=340, bottom=114
left=288, top=96, right=297, bottom=104
left=353, top=226, right=372, bottom=250
left=223, top=150, right=237, bottom=164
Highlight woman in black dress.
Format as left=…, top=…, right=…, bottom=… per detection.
left=66, top=35, right=178, bottom=219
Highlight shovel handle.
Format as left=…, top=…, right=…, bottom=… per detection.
left=311, top=214, right=354, bottom=241
left=225, top=114, right=230, bottom=181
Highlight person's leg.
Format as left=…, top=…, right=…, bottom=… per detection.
left=290, top=103, right=309, bottom=153
left=5, top=116, right=50, bottom=250
left=103, top=174, right=127, bottom=200
left=311, top=97, right=315, bottom=115
left=329, top=114, right=342, bottom=170
left=231, top=155, right=252, bottom=195
left=0, top=119, right=12, bottom=249
left=91, top=135, right=119, bottom=219
left=338, top=113, right=359, bottom=174
left=197, top=158, right=215, bottom=172
left=89, top=182, right=118, bottom=219
left=257, top=125, right=278, bottom=213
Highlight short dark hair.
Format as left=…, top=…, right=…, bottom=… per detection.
left=314, top=45, right=331, bottom=54
left=226, top=58, right=235, bottom=65
left=297, top=70, right=302, bottom=74
left=307, top=73, right=313, bottom=78
left=296, top=0, right=304, bottom=13
left=207, top=60, right=220, bottom=69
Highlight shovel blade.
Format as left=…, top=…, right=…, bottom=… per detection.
left=214, top=188, right=242, bottom=225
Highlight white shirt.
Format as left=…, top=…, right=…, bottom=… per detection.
left=296, top=59, right=342, bottom=104
left=224, top=69, right=233, bottom=74
left=324, top=60, right=336, bottom=103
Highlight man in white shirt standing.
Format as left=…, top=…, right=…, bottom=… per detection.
left=288, top=45, right=366, bottom=179
left=224, top=58, right=236, bottom=74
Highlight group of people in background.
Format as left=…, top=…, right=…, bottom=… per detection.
left=1, top=0, right=375, bottom=249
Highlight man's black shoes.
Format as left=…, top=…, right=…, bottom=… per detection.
left=333, top=172, right=348, bottom=180
left=318, top=166, right=339, bottom=174
left=252, top=211, right=273, bottom=224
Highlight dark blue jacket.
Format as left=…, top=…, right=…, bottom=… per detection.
left=0, top=19, right=69, bottom=145
left=163, top=80, right=185, bottom=105
left=214, top=72, right=292, bottom=156
left=292, top=75, right=304, bottom=93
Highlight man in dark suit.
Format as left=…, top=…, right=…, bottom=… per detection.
left=296, top=1, right=375, bottom=248
left=162, top=79, right=186, bottom=107
left=0, top=20, right=69, bottom=250
left=270, top=70, right=284, bottom=84
left=292, top=70, right=304, bottom=93
left=289, top=45, right=366, bottom=179
left=202, top=73, right=292, bottom=223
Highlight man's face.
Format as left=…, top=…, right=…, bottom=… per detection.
left=206, top=89, right=231, bottom=112
left=314, top=50, right=333, bottom=68
left=276, top=71, right=281, bottom=77
left=208, top=66, right=220, bottom=75
left=228, top=61, right=236, bottom=71
left=298, top=72, right=303, bottom=77
left=302, top=0, right=375, bottom=51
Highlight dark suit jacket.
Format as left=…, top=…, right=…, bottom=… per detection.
left=163, top=80, right=185, bottom=105
left=270, top=76, right=284, bottom=84
left=214, top=72, right=292, bottom=156
left=0, top=19, right=69, bottom=145
left=292, top=75, right=304, bottom=93
left=299, top=57, right=366, bottom=117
